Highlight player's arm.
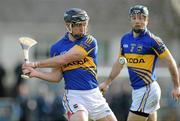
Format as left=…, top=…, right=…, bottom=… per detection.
left=23, top=67, right=63, bottom=83
left=160, top=49, right=180, bottom=100
left=162, top=50, right=179, bottom=88
left=99, top=57, right=125, bottom=93
left=24, top=45, right=85, bottom=68
left=37, top=46, right=85, bottom=68
left=152, top=36, right=180, bottom=100
left=106, top=42, right=126, bottom=85
left=152, top=36, right=179, bottom=88
left=106, top=58, right=124, bottom=85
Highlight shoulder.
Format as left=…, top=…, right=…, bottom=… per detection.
left=85, top=34, right=97, bottom=42
left=51, top=39, right=61, bottom=50
left=82, top=34, right=97, bottom=46
left=146, top=31, right=164, bottom=44
left=51, top=36, right=66, bottom=49
left=121, top=31, right=132, bottom=42
left=50, top=36, right=65, bottom=55
left=122, top=31, right=131, bottom=38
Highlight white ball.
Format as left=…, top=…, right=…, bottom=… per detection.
left=119, top=57, right=127, bottom=65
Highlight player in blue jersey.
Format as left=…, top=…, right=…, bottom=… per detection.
left=99, top=5, right=180, bottom=121
left=22, top=8, right=117, bottom=121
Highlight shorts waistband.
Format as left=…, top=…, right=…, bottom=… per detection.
left=65, top=87, right=99, bottom=94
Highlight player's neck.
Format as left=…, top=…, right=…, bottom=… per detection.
left=68, top=33, right=76, bottom=42
left=133, top=31, right=140, bottom=37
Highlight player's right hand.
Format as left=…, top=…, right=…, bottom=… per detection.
left=99, top=81, right=110, bottom=94
left=22, top=62, right=38, bottom=69
left=171, top=86, right=180, bottom=101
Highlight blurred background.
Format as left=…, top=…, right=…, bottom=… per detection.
left=0, top=0, right=180, bottom=121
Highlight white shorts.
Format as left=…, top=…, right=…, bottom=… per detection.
left=130, top=81, right=161, bottom=114
left=62, top=87, right=113, bottom=120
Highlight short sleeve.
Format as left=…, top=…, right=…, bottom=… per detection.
left=151, top=36, right=168, bottom=59
left=119, top=37, right=124, bottom=58
left=74, top=35, right=97, bottom=56
left=50, top=45, right=56, bottom=57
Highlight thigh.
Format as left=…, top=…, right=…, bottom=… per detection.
left=131, top=82, right=161, bottom=114
left=85, top=88, right=117, bottom=120
left=63, top=91, right=89, bottom=121
left=70, top=110, right=88, bottom=121
left=127, top=111, right=148, bottom=121
left=96, top=113, right=117, bottom=121
left=147, top=112, right=157, bottom=121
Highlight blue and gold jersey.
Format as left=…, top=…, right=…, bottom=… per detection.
left=50, top=33, right=98, bottom=90
left=120, top=30, right=169, bottom=89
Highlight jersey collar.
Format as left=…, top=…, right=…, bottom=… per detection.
left=64, top=32, right=87, bottom=42
left=131, top=28, right=148, bottom=37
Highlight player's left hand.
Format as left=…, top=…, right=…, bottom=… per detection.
left=99, top=81, right=110, bottom=94
left=171, top=87, right=180, bottom=101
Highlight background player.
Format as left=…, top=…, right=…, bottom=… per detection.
left=99, top=5, right=180, bottom=121
left=22, top=8, right=117, bottom=121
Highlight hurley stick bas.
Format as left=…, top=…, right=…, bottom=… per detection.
left=19, top=37, right=37, bottom=79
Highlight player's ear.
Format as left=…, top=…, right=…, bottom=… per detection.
left=65, top=23, right=72, bottom=33
left=65, top=23, right=70, bottom=28
left=145, top=16, right=149, bottom=24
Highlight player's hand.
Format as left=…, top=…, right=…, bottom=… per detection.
left=22, top=62, right=38, bottom=68
left=22, top=66, right=38, bottom=78
left=171, top=86, right=180, bottom=101
left=99, top=81, right=110, bottom=94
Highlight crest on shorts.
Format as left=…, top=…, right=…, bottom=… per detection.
left=73, top=104, right=78, bottom=109
left=105, top=110, right=110, bottom=113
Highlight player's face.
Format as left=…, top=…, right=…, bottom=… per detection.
left=71, top=21, right=88, bottom=36
left=130, top=14, right=148, bottom=30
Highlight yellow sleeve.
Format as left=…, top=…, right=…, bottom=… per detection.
left=74, top=45, right=88, bottom=56
left=159, top=49, right=169, bottom=59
